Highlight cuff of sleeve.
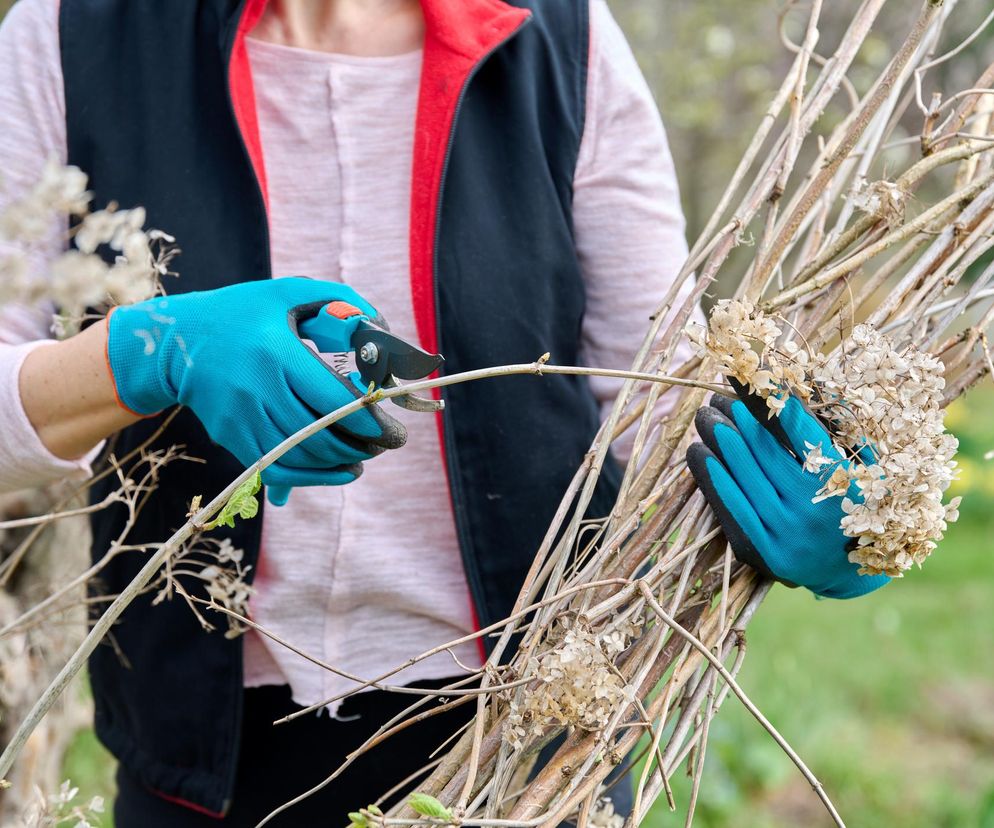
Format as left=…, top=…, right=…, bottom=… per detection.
left=0, top=340, right=102, bottom=492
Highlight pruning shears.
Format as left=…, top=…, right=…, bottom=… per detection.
left=302, top=300, right=445, bottom=413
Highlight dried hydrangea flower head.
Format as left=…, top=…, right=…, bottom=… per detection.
left=687, top=298, right=812, bottom=416
left=845, top=176, right=908, bottom=226
left=152, top=537, right=254, bottom=639
left=504, top=617, right=637, bottom=752
left=689, top=299, right=960, bottom=577
left=813, top=324, right=959, bottom=576
left=587, top=791, right=624, bottom=828
left=0, top=159, right=175, bottom=333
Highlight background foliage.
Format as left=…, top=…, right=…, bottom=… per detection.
left=1, top=0, right=993, bottom=825
left=615, top=2, right=994, bottom=825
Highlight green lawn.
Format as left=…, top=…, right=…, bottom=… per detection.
left=59, top=389, right=994, bottom=827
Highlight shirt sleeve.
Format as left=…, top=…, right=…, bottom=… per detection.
left=0, top=0, right=99, bottom=492
left=574, top=0, right=701, bottom=464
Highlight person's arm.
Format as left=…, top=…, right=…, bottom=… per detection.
left=573, top=0, right=701, bottom=464
left=0, top=0, right=119, bottom=489
left=19, top=319, right=140, bottom=460
left=0, top=0, right=404, bottom=505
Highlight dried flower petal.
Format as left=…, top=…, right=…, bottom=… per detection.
left=690, top=302, right=960, bottom=577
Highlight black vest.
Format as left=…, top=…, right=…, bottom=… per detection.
left=61, top=0, right=621, bottom=812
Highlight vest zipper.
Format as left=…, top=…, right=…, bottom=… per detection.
left=433, top=14, right=533, bottom=651
left=219, top=23, right=272, bottom=818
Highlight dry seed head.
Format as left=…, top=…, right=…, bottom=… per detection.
left=691, top=300, right=960, bottom=577
left=504, top=620, right=636, bottom=752
left=0, top=162, right=173, bottom=335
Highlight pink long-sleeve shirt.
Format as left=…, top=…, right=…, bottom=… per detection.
left=0, top=0, right=692, bottom=710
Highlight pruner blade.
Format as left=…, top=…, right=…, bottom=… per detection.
left=351, top=323, right=445, bottom=412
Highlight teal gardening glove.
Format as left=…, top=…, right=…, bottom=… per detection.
left=106, top=277, right=406, bottom=506
left=687, top=382, right=890, bottom=599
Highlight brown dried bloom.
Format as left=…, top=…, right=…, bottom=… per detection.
left=689, top=299, right=778, bottom=387
left=504, top=621, right=632, bottom=752
left=813, top=325, right=959, bottom=576
left=846, top=177, right=908, bottom=226
left=691, top=301, right=960, bottom=578
left=588, top=791, right=625, bottom=828
left=0, top=161, right=175, bottom=334
left=688, top=299, right=801, bottom=416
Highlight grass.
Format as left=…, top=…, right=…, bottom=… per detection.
left=58, top=387, right=994, bottom=827
left=62, top=727, right=115, bottom=814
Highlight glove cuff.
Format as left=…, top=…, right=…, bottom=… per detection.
left=105, top=302, right=177, bottom=416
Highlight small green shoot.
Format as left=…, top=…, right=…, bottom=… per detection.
left=349, top=804, right=383, bottom=828
left=204, top=471, right=261, bottom=530
left=408, top=793, right=453, bottom=821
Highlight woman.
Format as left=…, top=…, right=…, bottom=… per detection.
left=0, top=0, right=885, bottom=824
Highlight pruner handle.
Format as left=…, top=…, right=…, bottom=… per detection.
left=322, top=301, right=365, bottom=321
left=297, top=301, right=368, bottom=354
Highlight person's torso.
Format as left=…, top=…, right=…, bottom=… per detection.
left=64, top=0, right=615, bottom=809
left=240, top=37, right=480, bottom=706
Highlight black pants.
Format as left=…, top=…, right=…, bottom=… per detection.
left=114, top=680, right=476, bottom=827
left=114, top=681, right=635, bottom=827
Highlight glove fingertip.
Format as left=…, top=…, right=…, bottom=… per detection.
left=708, top=392, right=737, bottom=422
left=341, top=398, right=408, bottom=450
left=337, top=407, right=389, bottom=443
left=694, top=406, right=735, bottom=461
left=266, top=484, right=292, bottom=507
left=372, top=412, right=408, bottom=450
left=686, top=441, right=718, bottom=489
left=264, top=462, right=364, bottom=491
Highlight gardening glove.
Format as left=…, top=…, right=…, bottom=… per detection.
left=106, top=277, right=406, bottom=506
left=687, top=381, right=890, bottom=599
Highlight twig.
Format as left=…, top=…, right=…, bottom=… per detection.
left=0, top=490, right=123, bottom=530
left=636, top=582, right=845, bottom=828
left=0, top=360, right=706, bottom=780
